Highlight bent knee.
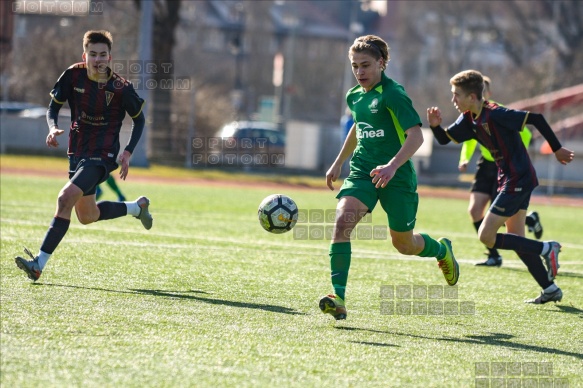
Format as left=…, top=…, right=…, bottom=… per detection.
left=57, top=192, right=75, bottom=210
left=478, top=232, right=495, bottom=248
left=76, top=208, right=100, bottom=225
left=77, top=215, right=97, bottom=225
left=468, top=207, right=484, bottom=221
left=57, top=189, right=82, bottom=211
left=392, top=240, right=417, bottom=255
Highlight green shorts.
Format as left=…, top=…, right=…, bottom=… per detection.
left=337, top=174, right=419, bottom=232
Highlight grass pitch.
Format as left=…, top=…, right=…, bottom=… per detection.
left=1, top=156, right=582, bottom=387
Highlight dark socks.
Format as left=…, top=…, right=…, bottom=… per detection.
left=472, top=220, right=482, bottom=233
left=495, top=233, right=550, bottom=288
left=97, top=201, right=128, bottom=221
left=493, top=233, right=543, bottom=255
left=38, top=202, right=127, bottom=257
left=40, top=217, right=70, bottom=254
left=516, top=252, right=553, bottom=288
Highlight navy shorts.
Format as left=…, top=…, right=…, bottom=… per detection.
left=68, top=156, right=117, bottom=196
left=471, top=157, right=498, bottom=199
left=489, top=189, right=532, bottom=217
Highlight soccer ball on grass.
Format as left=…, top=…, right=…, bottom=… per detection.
left=258, top=194, right=298, bottom=233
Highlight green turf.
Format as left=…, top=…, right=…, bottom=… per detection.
left=1, top=170, right=582, bottom=387
left=0, top=154, right=328, bottom=188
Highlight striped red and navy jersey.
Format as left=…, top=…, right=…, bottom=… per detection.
left=50, top=63, right=145, bottom=161
left=444, top=101, right=538, bottom=193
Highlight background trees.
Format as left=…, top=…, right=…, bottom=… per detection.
left=4, top=0, right=582, bottom=163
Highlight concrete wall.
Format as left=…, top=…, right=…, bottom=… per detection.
left=285, top=120, right=321, bottom=170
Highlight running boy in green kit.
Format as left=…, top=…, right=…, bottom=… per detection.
left=320, top=35, right=459, bottom=320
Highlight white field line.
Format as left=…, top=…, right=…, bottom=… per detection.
left=3, top=215, right=583, bottom=251
left=3, top=218, right=583, bottom=266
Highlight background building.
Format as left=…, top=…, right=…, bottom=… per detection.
left=1, top=0, right=582, bottom=191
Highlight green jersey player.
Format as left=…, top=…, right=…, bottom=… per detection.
left=319, top=35, right=459, bottom=321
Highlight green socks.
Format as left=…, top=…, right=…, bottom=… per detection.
left=330, top=242, right=351, bottom=300
left=419, top=233, right=445, bottom=260
left=329, top=236, right=443, bottom=301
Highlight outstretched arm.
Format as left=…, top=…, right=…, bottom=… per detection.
left=426, top=106, right=451, bottom=145
left=527, top=113, right=574, bottom=165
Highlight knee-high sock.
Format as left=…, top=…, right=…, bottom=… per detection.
left=419, top=233, right=446, bottom=260
left=493, top=233, right=543, bottom=255
left=97, top=201, right=128, bottom=221
left=40, top=216, right=70, bottom=254
left=516, top=252, right=553, bottom=289
left=330, top=242, right=351, bottom=300
left=495, top=233, right=551, bottom=288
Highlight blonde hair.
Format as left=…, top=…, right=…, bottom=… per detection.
left=349, top=35, right=390, bottom=71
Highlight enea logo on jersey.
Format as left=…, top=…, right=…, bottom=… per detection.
left=356, top=122, right=385, bottom=139
left=369, top=98, right=379, bottom=113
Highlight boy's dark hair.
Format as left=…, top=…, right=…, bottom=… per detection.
left=350, top=35, right=390, bottom=71
left=450, top=70, right=484, bottom=100
left=83, top=30, right=113, bottom=52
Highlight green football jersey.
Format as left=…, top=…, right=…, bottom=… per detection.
left=346, top=73, right=422, bottom=187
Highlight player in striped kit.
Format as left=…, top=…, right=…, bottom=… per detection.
left=427, top=69, right=574, bottom=304
left=458, top=75, right=543, bottom=267
left=15, top=30, right=153, bottom=281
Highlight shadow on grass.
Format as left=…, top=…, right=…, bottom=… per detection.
left=502, top=267, right=583, bottom=279
left=34, top=283, right=305, bottom=315
left=34, top=282, right=209, bottom=295
left=348, top=340, right=399, bottom=347
left=337, top=327, right=400, bottom=347
left=549, top=304, right=583, bottom=317
left=131, top=289, right=306, bottom=315
left=336, top=326, right=583, bottom=360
